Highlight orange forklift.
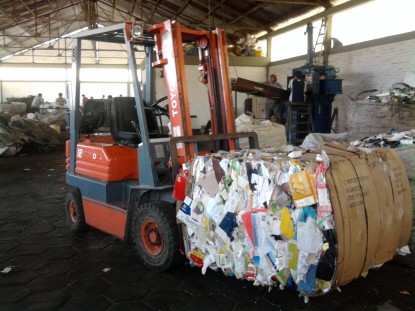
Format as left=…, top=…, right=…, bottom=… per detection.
left=65, top=20, right=258, bottom=271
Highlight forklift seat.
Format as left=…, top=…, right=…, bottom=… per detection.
left=80, top=99, right=111, bottom=134
left=110, top=97, right=160, bottom=144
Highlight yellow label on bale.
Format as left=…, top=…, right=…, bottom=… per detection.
left=288, top=241, right=299, bottom=270
left=190, top=249, right=205, bottom=259
left=289, top=170, right=318, bottom=208
left=280, top=207, right=294, bottom=239
left=189, top=248, right=205, bottom=268
left=204, top=216, right=209, bottom=233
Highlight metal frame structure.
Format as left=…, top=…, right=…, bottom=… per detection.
left=69, top=22, right=159, bottom=186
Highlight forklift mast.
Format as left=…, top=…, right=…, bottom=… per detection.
left=70, top=21, right=242, bottom=187
left=148, top=20, right=237, bottom=165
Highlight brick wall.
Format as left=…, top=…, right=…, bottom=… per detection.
left=269, top=32, right=415, bottom=134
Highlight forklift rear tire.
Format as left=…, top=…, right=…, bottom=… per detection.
left=132, top=202, right=183, bottom=272
left=65, top=188, right=87, bottom=233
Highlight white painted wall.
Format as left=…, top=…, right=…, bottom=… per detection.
left=1, top=63, right=267, bottom=128
left=2, top=81, right=66, bottom=103
left=269, top=35, right=415, bottom=133
left=330, top=38, right=415, bottom=133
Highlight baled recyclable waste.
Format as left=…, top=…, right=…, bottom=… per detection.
left=176, top=144, right=412, bottom=299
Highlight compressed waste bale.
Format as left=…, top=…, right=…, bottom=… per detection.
left=0, top=102, right=27, bottom=115
left=6, top=96, right=35, bottom=111
left=177, top=144, right=412, bottom=297
left=235, top=113, right=286, bottom=148
left=300, top=132, right=349, bottom=151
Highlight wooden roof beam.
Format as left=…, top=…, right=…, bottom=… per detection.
left=0, top=0, right=82, bottom=32
left=173, top=0, right=192, bottom=20
left=251, top=0, right=323, bottom=6
left=128, top=0, right=137, bottom=20
left=97, top=0, right=151, bottom=23
left=187, top=0, right=272, bottom=34
left=224, top=2, right=266, bottom=28
left=194, top=0, right=227, bottom=24
left=149, top=0, right=162, bottom=23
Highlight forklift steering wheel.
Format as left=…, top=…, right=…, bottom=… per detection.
left=151, top=96, right=168, bottom=115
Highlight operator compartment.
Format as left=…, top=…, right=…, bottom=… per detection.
left=66, top=96, right=169, bottom=182
left=69, top=96, right=141, bottom=182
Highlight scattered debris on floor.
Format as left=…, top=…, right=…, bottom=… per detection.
left=1, top=266, right=13, bottom=274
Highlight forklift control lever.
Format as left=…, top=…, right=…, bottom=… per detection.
left=131, top=121, right=142, bottom=142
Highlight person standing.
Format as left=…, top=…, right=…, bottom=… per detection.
left=82, top=94, right=88, bottom=106
left=55, top=93, right=67, bottom=107
left=265, top=74, right=283, bottom=123
left=288, top=71, right=306, bottom=103
left=31, top=93, right=44, bottom=113
left=80, top=94, right=88, bottom=113
left=287, top=71, right=308, bottom=144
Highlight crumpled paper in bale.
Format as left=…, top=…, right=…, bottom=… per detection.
left=178, top=149, right=336, bottom=296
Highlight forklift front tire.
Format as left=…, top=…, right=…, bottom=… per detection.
left=65, top=188, right=87, bottom=233
left=132, top=202, right=183, bottom=272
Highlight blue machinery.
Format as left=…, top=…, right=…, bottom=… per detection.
left=291, top=22, right=342, bottom=134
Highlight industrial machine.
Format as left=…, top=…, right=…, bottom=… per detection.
left=65, top=20, right=258, bottom=271
left=289, top=22, right=342, bottom=136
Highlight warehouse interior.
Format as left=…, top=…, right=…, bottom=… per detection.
left=0, top=0, right=414, bottom=310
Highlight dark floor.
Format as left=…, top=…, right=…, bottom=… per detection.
left=0, top=151, right=414, bottom=311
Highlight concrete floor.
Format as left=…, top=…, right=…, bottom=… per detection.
left=0, top=151, right=414, bottom=311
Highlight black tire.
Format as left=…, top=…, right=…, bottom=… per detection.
left=65, top=188, right=87, bottom=233
left=132, top=202, right=183, bottom=271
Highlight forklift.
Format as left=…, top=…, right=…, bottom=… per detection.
left=65, top=20, right=258, bottom=271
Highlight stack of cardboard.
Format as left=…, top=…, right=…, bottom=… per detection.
left=177, top=144, right=412, bottom=297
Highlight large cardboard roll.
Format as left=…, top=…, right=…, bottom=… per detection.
left=317, top=145, right=412, bottom=287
